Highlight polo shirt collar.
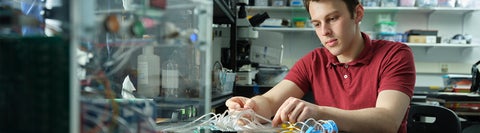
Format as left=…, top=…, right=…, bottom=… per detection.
left=326, top=32, right=373, bottom=68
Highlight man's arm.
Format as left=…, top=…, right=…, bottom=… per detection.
left=249, top=80, right=305, bottom=121
left=318, top=90, right=410, bottom=133
left=238, top=81, right=410, bottom=133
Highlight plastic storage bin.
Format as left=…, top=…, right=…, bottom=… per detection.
left=375, top=21, right=398, bottom=34
left=255, top=0, right=269, bottom=6
left=221, top=72, right=236, bottom=93
left=292, top=17, right=308, bottom=28
left=272, top=0, right=287, bottom=6
left=416, top=0, right=438, bottom=7
left=381, top=0, right=398, bottom=7
left=363, top=0, right=381, bottom=7
left=290, top=0, right=304, bottom=7
left=399, top=0, right=416, bottom=7
left=437, top=0, right=455, bottom=7
left=456, top=0, right=473, bottom=8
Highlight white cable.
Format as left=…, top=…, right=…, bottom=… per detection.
left=161, top=109, right=273, bottom=132
left=104, top=44, right=141, bottom=76
left=160, top=112, right=216, bottom=132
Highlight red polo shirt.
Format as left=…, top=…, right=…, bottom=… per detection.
left=284, top=32, right=415, bottom=133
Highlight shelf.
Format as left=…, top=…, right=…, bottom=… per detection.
left=255, top=27, right=314, bottom=32
left=364, top=7, right=478, bottom=14
left=407, top=43, right=480, bottom=47
left=246, top=6, right=307, bottom=11
left=95, top=8, right=165, bottom=18
left=95, top=9, right=135, bottom=14
left=407, top=43, right=479, bottom=55
left=253, top=28, right=479, bottom=47
left=154, top=91, right=232, bottom=104
left=246, top=6, right=479, bottom=15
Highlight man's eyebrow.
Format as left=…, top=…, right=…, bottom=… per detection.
left=311, top=10, right=341, bottom=22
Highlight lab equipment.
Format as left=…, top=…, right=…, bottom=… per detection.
left=237, top=0, right=259, bottom=40
left=81, top=98, right=157, bottom=133
left=137, top=45, right=161, bottom=98
left=162, top=51, right=180, bottom=98
left=290, top=0, right=304, bottom=7
left=80, top=0, right=214, bottom=132
left=443, top=74, right=472, bottom=93
left=471, top=60, right=480, bottom=93
left=104, top=14, right=120, bottom=33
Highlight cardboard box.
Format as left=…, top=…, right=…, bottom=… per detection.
left=406, top=29, right=438, bottom=36
left=408, top=35, right=437, bottom=43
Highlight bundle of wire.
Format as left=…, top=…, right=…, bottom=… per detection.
left=159, top=109, right=339, bottom=133
left=280, top=118, right=338, bottom=133
left=160, top=109, right=278, bottom=132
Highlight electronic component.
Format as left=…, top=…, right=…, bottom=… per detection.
left=104, top=14, right=120, bottom=33
left=471, top=60, right=480, bottom=93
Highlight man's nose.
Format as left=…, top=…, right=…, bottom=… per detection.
left=321, top=24, right=332, bottom=36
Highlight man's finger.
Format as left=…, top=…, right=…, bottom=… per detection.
left=226, top=99, right=243, bottom=109
left=244, top=99, right=255, bottom=109
left=272, top=104, right=285, bottom=127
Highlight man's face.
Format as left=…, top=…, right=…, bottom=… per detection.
left=309, top=0, right=359, bottom=56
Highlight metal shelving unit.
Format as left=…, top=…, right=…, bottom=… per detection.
left=73, top=0, right=215, bottom=132
left=246, top=6, right=479, bottom=14
left=255, top=27, right=314, bottom=32
left=250, top=6, right=479, bottom=55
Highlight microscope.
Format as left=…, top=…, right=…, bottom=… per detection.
left=235, top=0, right=269, bottom=69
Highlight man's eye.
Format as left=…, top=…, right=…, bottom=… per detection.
left=329, top=17, right=337, bottom=21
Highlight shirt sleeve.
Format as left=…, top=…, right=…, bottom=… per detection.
left=378, top=44, right=416, bottom=98
left=284, top=52, right=314, bottom=93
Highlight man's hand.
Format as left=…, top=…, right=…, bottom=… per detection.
left=225, top=96, right=261, bottom=125
left=225, top=96, right=257, bottom=111
left=272, top=97, right=321, bottom=127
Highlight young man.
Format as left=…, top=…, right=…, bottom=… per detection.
left=225, top=0, right=415, bottom=132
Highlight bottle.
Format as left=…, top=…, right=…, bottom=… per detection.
left=162, top=51, right=179, bottom=98
left=137, top=45, right=161, bottom=98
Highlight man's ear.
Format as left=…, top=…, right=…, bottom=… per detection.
left=354, top=5, right=364, bottom=24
